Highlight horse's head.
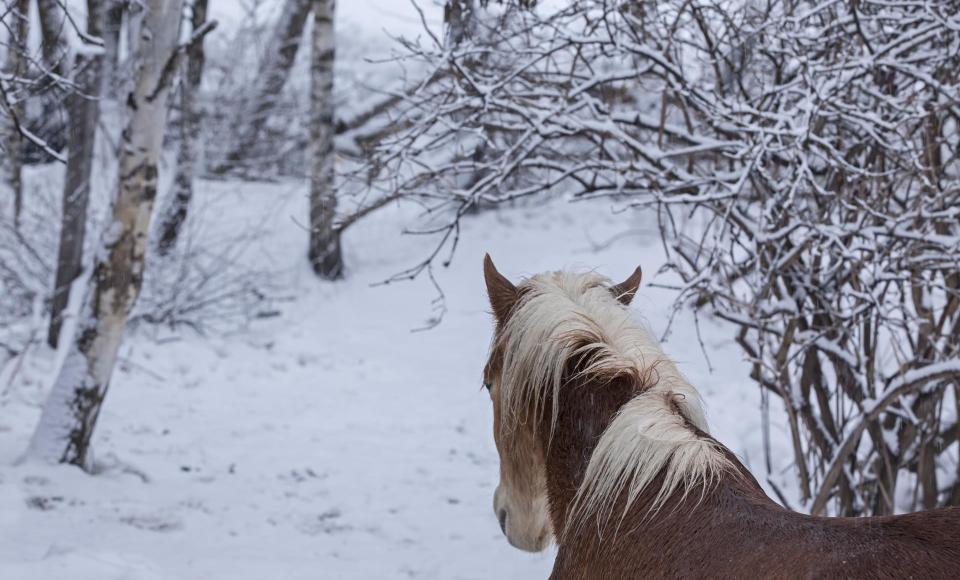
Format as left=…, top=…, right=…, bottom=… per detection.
left=480, top=254, right=642, bottom=552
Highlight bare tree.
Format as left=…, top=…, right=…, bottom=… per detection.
left=101, top=0, right=127, bottom=97
left=1, top=0, right=78, bottom=170
left=444, top=0, right=537, bottom=47
left=32, top=0, right=71, bottom=154
left=212, top=0, right=312, bottom=174
left=36, top=0, right=70, bottom=77
left=1, top=0, right=29, bottom=228
left=155, top=0, right=209, bottom=256
left=444, top=0, right=475, bottom=47
left=28, top=0, right=187, bottom=468
left=47, top=0, right=108, bottom=349
left=367, top=0, right=960, bottom=514
left=307, top=0, right=341, bottom=278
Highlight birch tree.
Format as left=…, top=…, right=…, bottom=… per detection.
left=213, top=0, right=312, bottom=174
left=307, top=0, right=341, bottom=278
left=48, top=0, right=107, bottom=349
left=1, top=0, right=29, bottom=228
left=28, top=0, right=185, bottom=468
left=155, top=0, right=209, bottom=256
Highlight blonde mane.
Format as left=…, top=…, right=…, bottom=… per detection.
left=492, top=270, right=731, bottom=530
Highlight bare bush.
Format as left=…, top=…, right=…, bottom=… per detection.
left=135, top=210, right=285, bottom=335
left=0, top=174, right=280, bottom=373
left=369, top=0, right=960, bottom=515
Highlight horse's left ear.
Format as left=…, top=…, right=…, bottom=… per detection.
left=611, top=266, right=642, bottom=305
left=484, top=254, right=519, bottom=324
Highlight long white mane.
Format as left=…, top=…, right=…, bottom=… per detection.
left=493, top=270, right=731, bottom=529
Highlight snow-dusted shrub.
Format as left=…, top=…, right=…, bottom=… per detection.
left=0, top=175, right=58, bottom=369
left=134, top=214, right=283, bottom=335
left=0, top=197, right=55, bottom=322
left=370, top=0, right=960, bottom=515
left=0, top=169, right=279, bottom=365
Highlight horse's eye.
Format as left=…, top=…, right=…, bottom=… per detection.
left=483, top=381, right=492, bottom=391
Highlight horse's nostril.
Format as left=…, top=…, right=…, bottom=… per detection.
left=497, top=509, right=508, bottom=534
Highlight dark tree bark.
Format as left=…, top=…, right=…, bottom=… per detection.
left=36, top=0, right=70, bottom=78
left=444, top=0, right=475, bottom=47
left=155, top=0, right=209, bottom=256
left=48, top=0, right=107, bottom=349
left=31, top=0, right=71, bottom=157
left=101, top=0, right=127, bottom=97
left=2, top=0, right=29, bottom=228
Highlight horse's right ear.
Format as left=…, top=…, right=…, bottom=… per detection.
left=483, top=254, right=519, bottom=324
left=611, top=266, right=643, bottom=305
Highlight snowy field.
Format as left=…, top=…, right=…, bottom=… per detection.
left=0, top=2, right=802, bottom=578
left=2, top=0, right=956, bottom=576
left=0, top=178, right=793, bottom=579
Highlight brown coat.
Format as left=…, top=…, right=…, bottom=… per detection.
left=545, top=374, right=960, bottom=580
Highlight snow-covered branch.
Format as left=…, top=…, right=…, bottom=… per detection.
left=362, top=0, right=960, bottom=515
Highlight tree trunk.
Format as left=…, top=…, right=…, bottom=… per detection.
left=102, top=0, right=127, bottom=98
left=2, top=0, right=29, bottom=228
left=156, top=0, right=209, bottom=256
left=36, top=0, right=70, bottom=78
left=32, top=0, right=71, bottom=157
left=212, top=0, right=312, bottom=174
left=444, top=0, right=475, bottom=47
left=28, top=0, right=184, bottom=469
left=307, top=0, right=342, bottom=279
left=48, top=0, right=108, bottom=349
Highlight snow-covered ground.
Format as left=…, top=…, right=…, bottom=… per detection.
left=0, top=177, right=794, bottom=579
left=0, top=2, right=798, bottom=578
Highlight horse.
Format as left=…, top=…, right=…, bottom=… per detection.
left=479, top=254, right=960, bottom=579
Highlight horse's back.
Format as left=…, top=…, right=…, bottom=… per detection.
left=832, top=506, right=960, bottom=577
left=740, top=506, right=960, bottom=579
left=549, top=505, right=960, bottom=580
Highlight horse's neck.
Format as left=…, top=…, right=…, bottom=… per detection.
left=540, top=373, right=639, bottom=528
left=540, top=373, right=773, bottom=539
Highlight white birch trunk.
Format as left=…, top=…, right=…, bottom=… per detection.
left=27, top=0, right=185, bottom=469
left=307, top=0, right=342, bottom=279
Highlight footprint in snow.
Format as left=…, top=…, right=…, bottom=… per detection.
left=118, top=513, right=183, bottom=532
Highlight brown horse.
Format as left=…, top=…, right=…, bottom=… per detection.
left=480, top=255, right=960, bottom=579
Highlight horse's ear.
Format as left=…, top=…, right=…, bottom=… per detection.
left=483, top=254, right=519, bottom=324
left=611, top=266, right=642, bottom=305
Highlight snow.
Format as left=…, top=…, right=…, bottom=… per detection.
left=0, top=1, right=800, bottom=576
left=0, top=179, right=785, bottom=579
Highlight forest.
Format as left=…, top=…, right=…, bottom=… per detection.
left=1, top=1, right=959, bottom=578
